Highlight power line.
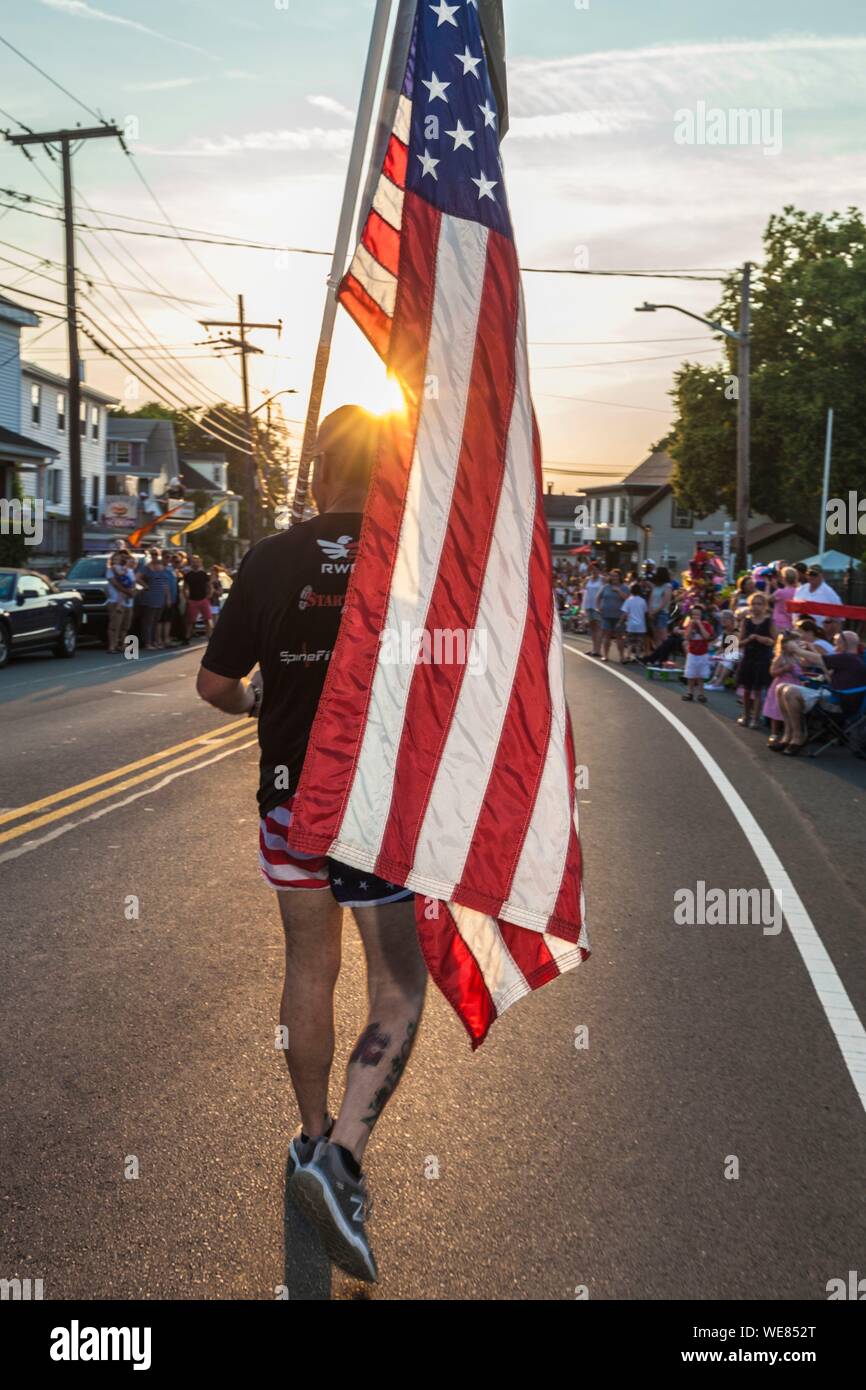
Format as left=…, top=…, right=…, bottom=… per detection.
left=529, top=336, right=713, bottom=347
left=0, top=195, right=735, bottom=281
left=539, top=392, right=672, bottom=414
left=533, top=347, right=721, bottom=370
left=0, top=34, right=103, bottom=122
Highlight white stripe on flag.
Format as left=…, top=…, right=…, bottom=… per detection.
left=350, top=242, right=398, bottom=316
left=500, top=582, right=572, bottom=932
left=372, top=173, right=404, bottom=232
left=449, top=903, right=526, bottom=1012
left=331, top=215, right=491, bottom=866
left=394, top=93, right=412, bottom=145
left=410, top=292, right=535, bottom=888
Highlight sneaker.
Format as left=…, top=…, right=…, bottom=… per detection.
left=289, top=1140, right=378, bottom=1282
left=287, top=1116, right=333, bottom=1177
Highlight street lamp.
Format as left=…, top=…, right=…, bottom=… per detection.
left=635, top=262, right=752, bottom=573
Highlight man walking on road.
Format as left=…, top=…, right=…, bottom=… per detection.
left=196, top=406, right=427, bottom=1283
left=184, top=555, right=214, bottom=642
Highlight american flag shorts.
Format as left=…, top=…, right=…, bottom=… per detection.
left=259, top=796, right=413, bottom=908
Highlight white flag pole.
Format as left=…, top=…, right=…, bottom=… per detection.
left=818, top=406, right=834, bottom=565
left=290, top=0, right=394, bottom=524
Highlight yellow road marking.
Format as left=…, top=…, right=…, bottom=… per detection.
left=0, top=722, right=252, bottom=833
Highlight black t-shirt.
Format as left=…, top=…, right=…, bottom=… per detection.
left=824, top=651, right=866, bottom=716
left=201, top=512, right=361, bottom=814
left=186, top=568, right=209, bottom=601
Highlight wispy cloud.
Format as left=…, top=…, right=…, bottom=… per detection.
left=145, top=128, right=354, bottom=158
left=306, top=94, right=354, bottom=122
left=126, top=70, right=256, bottom=93
left=40, top=0, right=217, bottom=60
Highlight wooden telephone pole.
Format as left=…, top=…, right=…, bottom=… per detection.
left=5, top=125, right=121, bottom=561
left=200, top=297, right=281, bottom=547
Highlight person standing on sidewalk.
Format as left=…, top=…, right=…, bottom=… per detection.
left=106, top=549, right=136, bottom=653
left=138, top=551, right=171, bottom=651
left=184, top=555, right=214, bottom=642
left=195, top=405, right=427, bottom=1284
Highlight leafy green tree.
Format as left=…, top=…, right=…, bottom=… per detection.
left=0, top=472, right=28, bottom=567
left=671, top=207, right=866, bottom=547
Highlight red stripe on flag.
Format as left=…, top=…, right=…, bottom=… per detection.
left=362, top=208, right=401, bottom=278
left=338, top=273, right=392, bottom=360
left=415, top=899, right=497, bottom=1049
left=374, top=229, right=521, bottom=884
left=383, top=134, right=408, bottom=190
left=498, top=919, right=559, bottom=985
left=289, top=195, right=443, bottom=851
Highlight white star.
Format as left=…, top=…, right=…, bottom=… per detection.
left=417, top=148, right=440, bottom=179
left=422, top=70, right=451, bottom=103
left=446, top=119, right=475, bottom=151
left=333, top=877, right=343, bottom=886
left=472, top=170, right=498, bottom=201
left=479, top=99, right=497, bottom=128
left=430, top=1, right=460, bottom=26
left=359, top=880, right=368, bottom=890
left=455, top=46, right=482, bottom=78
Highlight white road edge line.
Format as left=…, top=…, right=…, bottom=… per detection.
left=0, top=738, right=258, bottom=866
left=564, top=644, right=866, bottom=1117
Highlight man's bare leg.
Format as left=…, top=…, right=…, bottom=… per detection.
left=330, top=897, right=427, bottom=1165
left=276, top=890, right=342, bottom=1138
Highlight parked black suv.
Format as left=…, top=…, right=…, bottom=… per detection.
left=0, top=568, right=84, bottom=667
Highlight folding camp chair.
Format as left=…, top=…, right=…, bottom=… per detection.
left=806, top=685, right=866, bottom=758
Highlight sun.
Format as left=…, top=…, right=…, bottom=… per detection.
left=363, top=366, right=407, bottom=418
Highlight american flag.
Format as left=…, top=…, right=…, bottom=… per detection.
left=288, top=0, right=589, bottom=1047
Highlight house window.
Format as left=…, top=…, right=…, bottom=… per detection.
left=79, top=402, right=87, bottom=437
left=554, top=527, right=566, bottom=546
left=30, top=382, right=41, bottom=426
left=589, top=498, right=597, bottom=527
left=111, top=442, right=132, bottom=467
left=671, top=499, right=694, bottom=529
left=46, top=469, right=62, bottom=505
left=57, top=393, right=66, bottom=432
left=91, top=405, right=99, bottom=439
left=621, top=498, right=630, bottom=526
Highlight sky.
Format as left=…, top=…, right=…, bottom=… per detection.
left=1, top=0, right=864, bottom=492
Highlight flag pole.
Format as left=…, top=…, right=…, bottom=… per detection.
left=290, top=0, right=394, bottom=524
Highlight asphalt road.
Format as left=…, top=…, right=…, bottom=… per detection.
left=1, top=636, right=865, bottom=1300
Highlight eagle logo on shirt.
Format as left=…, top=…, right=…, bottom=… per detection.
left=317, top=536, right=359, bottom=573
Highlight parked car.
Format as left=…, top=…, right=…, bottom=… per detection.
left=0, top=568, right=84, bottom=668
left=57, top=552, right=145, bottom=644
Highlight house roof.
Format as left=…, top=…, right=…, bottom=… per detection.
left=107, top=418, right=162, bottom=441
left=624, top=448, right=675, bottom=489
left=543, top=492, right=582, bottom=520
left=0, top=423, right=60, bottom=461
left=180, top=458, right=219, bottom=492
left=0, top=295, right=39, bottom=329
left=577, top=449, right=673, bottom=499
left=747, top=520, right=816, bottom=547
left=21, top=361, right=118, bottom=405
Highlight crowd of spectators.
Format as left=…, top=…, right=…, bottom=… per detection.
left=554, top=552, right=866, bottom=756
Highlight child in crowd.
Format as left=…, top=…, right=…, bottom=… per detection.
left=621, top=583, right=648, bottom=663
left=681, top=603, right=713, bottom=703
left=763, top=632, right=803, bottom=747
left=705, top=610, right=738, bottom=689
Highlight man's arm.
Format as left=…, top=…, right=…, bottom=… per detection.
left=196, top=666, right=260, bottom=716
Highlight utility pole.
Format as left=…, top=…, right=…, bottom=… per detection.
left=818, top=407, right=834, bottom=565
left=6, top=125, right=121, bottom=561
left=735, top=262, right=752, bottom=574
left=200, top=297, right=281, bottom=547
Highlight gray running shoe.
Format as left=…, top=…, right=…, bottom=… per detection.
left=289, top=1140, right=378, bottom=1282
left=287, top=1117, right=333, bottom=1176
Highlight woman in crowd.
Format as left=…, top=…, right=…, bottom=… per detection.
left=730, top=573, right=756, bottom=614
left=736, top=590, right=776, bottom=728
left=648, top=566, right=673, bottom=649
left=597, top=568, right=629, bottom=663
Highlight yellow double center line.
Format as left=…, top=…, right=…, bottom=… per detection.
left=0, top=723, right=254, bottom=846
